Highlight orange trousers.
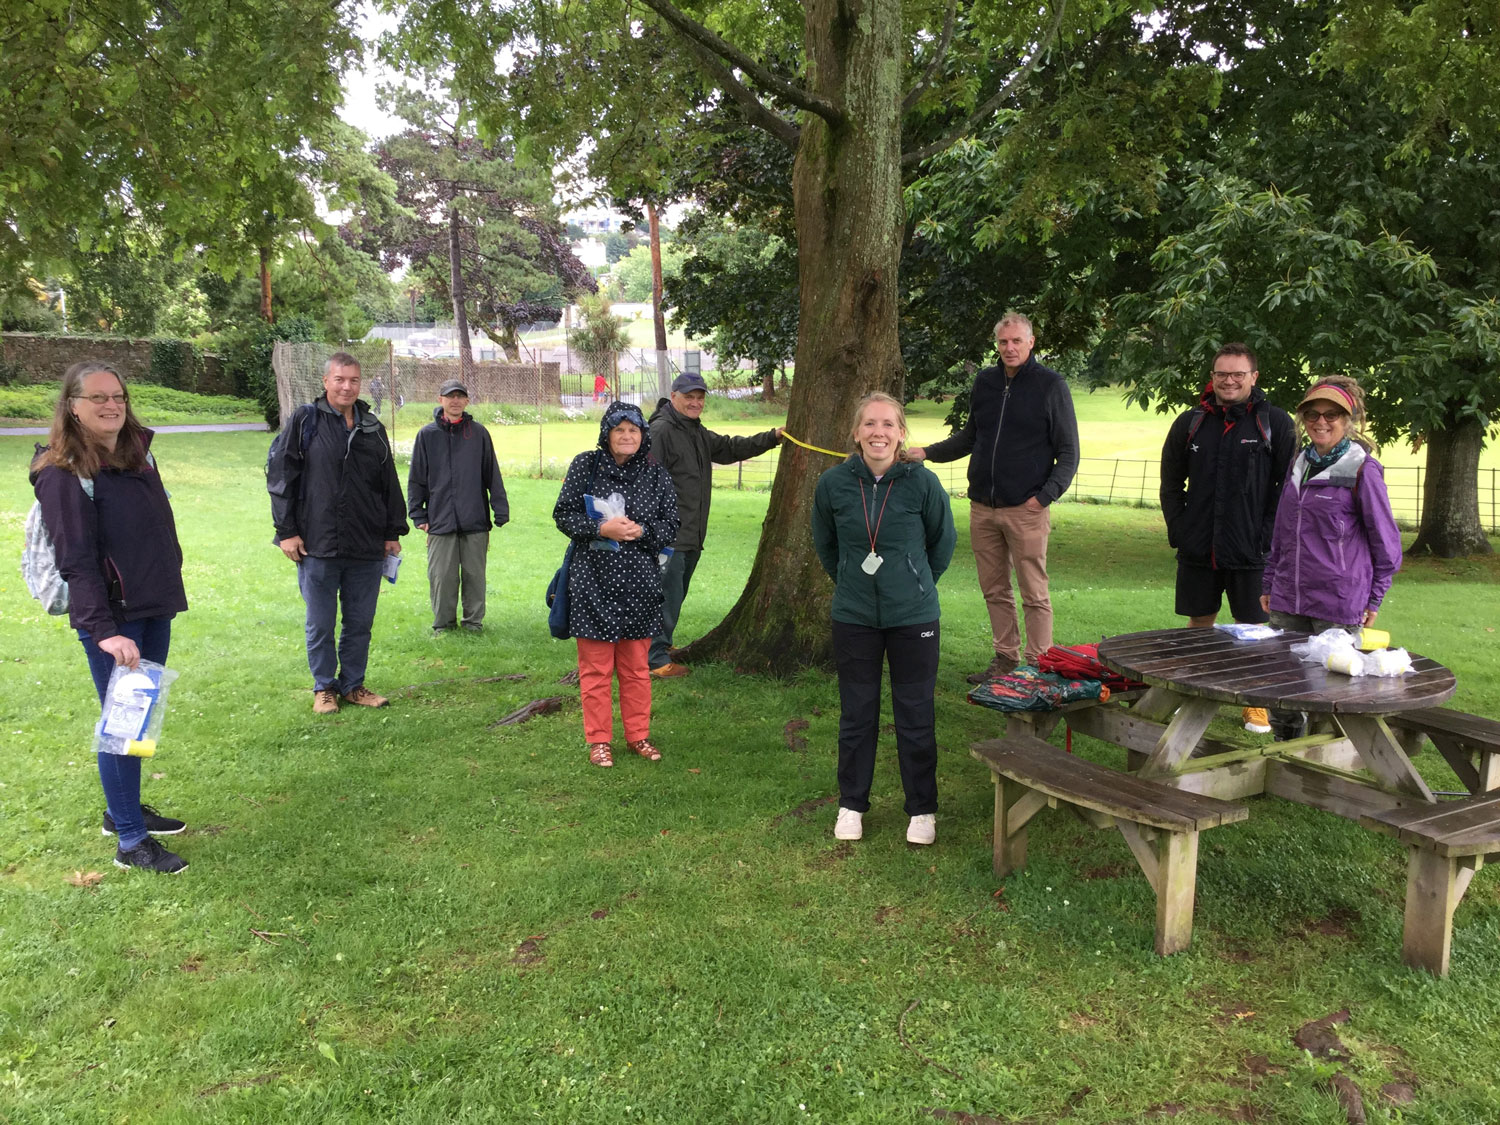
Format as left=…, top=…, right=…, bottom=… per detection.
left=576, top=637, right=652, bottom=744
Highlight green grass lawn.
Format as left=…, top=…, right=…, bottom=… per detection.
left=2, top=432, right=1499, bottom=1122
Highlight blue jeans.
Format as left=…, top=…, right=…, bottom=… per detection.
left=297, top=555, right=384, bottom=693
left=649, top=548, right=701, bottom=668
left=78, top=616, right=173, bottom=850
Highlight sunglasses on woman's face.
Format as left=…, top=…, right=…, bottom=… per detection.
left=1301, top=408, right=1346, bottom=422
left=75, top=393, right=128, bottom=405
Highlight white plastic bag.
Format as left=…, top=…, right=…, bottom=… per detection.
left=93, top=660, right=179, bottom=758
left=1324, top=648, right=1365, bottom=677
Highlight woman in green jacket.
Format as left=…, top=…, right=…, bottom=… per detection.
left=812, top=393, right=957, bottom=845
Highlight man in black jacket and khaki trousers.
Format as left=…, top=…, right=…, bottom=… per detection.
left=408, top=378, right=510, bottom=635
left=909, top=313, right=1079, bottom=684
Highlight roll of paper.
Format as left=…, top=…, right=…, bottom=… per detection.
left=1325, top=649, right=1365, bottom=677
left=1357, top=628, right=1391, bottom=651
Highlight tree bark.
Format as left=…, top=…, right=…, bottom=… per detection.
left=258, top=245, right=274, bottom=322
left=690, top=0, right=905, bottom=673
left=648, top=200, right=670, bottom=399
left=760, top=360, right=775, bottom=401
left=448, top=203, right=475, bottom=379
left=1409, top=411, right=1494, bottom=557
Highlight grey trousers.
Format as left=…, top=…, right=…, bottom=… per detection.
left=427, top=531, right=489, bottom=629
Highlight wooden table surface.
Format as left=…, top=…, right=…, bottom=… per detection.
left=1097, top=627, right=1456, bottom=714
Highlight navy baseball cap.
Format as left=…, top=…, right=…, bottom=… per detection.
left=671, top=372, right=708, bottom=395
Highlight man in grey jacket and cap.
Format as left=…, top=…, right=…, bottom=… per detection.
left=647, top=372, right=782, bottom=677
left=408, top=378, right=510, bottom=633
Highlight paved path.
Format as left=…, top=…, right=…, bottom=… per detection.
left=0, top=422, right=268, bottom=437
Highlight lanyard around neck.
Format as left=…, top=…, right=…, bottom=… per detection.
left=859, top=477, right=894, bottom=555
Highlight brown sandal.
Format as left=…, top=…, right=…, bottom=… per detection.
left=628, top=738, right=661, bottom=761
left=588, top=742, right=613, bottom=768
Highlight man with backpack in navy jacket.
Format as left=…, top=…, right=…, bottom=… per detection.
left=1159, top=342, right=1296, bottom=732
left=267, top=352, right=408, bottom=714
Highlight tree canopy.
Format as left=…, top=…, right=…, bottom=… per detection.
left=0, top=0, right=360, bottom=273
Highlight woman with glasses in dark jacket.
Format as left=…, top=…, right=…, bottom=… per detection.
left=30, top=361, right=191, bottom=873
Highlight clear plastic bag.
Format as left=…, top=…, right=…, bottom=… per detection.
left=584, top=492, right=627, bottom=551
left=1214, top=623, right=1283, bottom=641
left=93, top=660, right=179, bottom=758
left=1364, top=647, right=1414, bottom=677
left=1290, top=628, right=1360, bottom=664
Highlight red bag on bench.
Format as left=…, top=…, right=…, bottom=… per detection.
left=1038, top=643, right=1145, bottom=692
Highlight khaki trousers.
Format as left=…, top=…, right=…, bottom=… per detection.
left=427, top=531, right=489, bottom=630
left=969, top=501, right=1053, bottom=664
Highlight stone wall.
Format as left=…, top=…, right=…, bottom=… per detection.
left=1, top=333, right=231, bottom=395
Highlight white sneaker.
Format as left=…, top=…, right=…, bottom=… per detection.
left=834, top=807, right=863, bottom=841
left=907, top=814, right=936, bottom=845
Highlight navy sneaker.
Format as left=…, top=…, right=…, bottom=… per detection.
left=113, top=836, right=188, bottom=874
left=102, top=804, right=186, bottom=837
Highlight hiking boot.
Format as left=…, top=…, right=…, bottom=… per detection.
left=102, top=804, right=185, bottom=837
left=313, top=689, right=340, bottom=714
left=113, top=836, right=188, bottom=874
left=834, top=807, right=864, bottom=841
left=1242, top=707, right=1272, bottom=734
left=966, top=655, right=1017, bottom=685
left=650, top=662, right=691, bottom=679
left=461, top=623, right=483, bottom=633
left=341, top=686, right=389, bottom=708
left=907, top=814, right=937, bottom=845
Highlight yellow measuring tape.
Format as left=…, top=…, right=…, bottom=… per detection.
left=781, top=432, right=848, bottom=458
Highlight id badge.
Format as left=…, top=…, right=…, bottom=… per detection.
left=861, top=551, right=883, bottom=575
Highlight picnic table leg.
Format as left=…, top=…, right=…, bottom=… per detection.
left=1139, top=696, right=1221, bottom=777
left=993, top=777, right=1047, bottom=877
left=1338, top=714, right=1435, bottom=801
left=1118, top=821, right=1199, bottom=955
left=1401, top=848, right=1481, bottom=976
left=1155, top=830, right=1200, bottom=956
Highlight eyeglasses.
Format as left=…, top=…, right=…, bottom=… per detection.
left=1211, top=369, right=1254, bottom=379
left=1301, top=408, right=1346, bottom=422
left=74, top=393, right=128, bottom=405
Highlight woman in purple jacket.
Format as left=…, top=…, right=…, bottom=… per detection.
left=30, top=361, right=191, bottom=874
left=1259, top=375, right=1402, bottom=739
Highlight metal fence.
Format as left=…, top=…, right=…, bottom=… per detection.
left=703, top=453, right=1500, bottom=532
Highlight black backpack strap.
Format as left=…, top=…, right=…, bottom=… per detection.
left=1184, top=405, right=1207, bottom=446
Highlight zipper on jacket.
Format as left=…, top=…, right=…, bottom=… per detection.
left=106, top=556, right=127, bottom=609
left=987, top=379, right=1011, bottom=506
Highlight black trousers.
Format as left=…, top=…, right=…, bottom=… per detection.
left=832, top=618, right=941, bottom=816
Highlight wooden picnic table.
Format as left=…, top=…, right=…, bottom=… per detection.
left=972, top=627, right=1497, bottom=970
left=1092, top=627, right=1457, bottom=814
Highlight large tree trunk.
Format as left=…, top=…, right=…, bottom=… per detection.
left=691, top=0, right=905, bottom=673
left=448, top=204, right=475, bottom=379
left=1409, top=411, right=1494, bottom=557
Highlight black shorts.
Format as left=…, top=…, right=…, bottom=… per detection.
left=1175, top=561, right=1267, bottom=623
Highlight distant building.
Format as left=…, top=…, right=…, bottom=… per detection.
left=564, top=205, right=626, bottom=235
left=571, top=239, right=609, bottom=269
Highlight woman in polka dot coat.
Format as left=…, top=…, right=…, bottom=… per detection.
left=553, top=402, right=680, bottom=767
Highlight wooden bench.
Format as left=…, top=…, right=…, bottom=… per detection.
left=1385, top=708, right=1500, bottom=794
left=971, top=735, right=1248, bottom=955
left=1360, top=794, right=1500, bottom=976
